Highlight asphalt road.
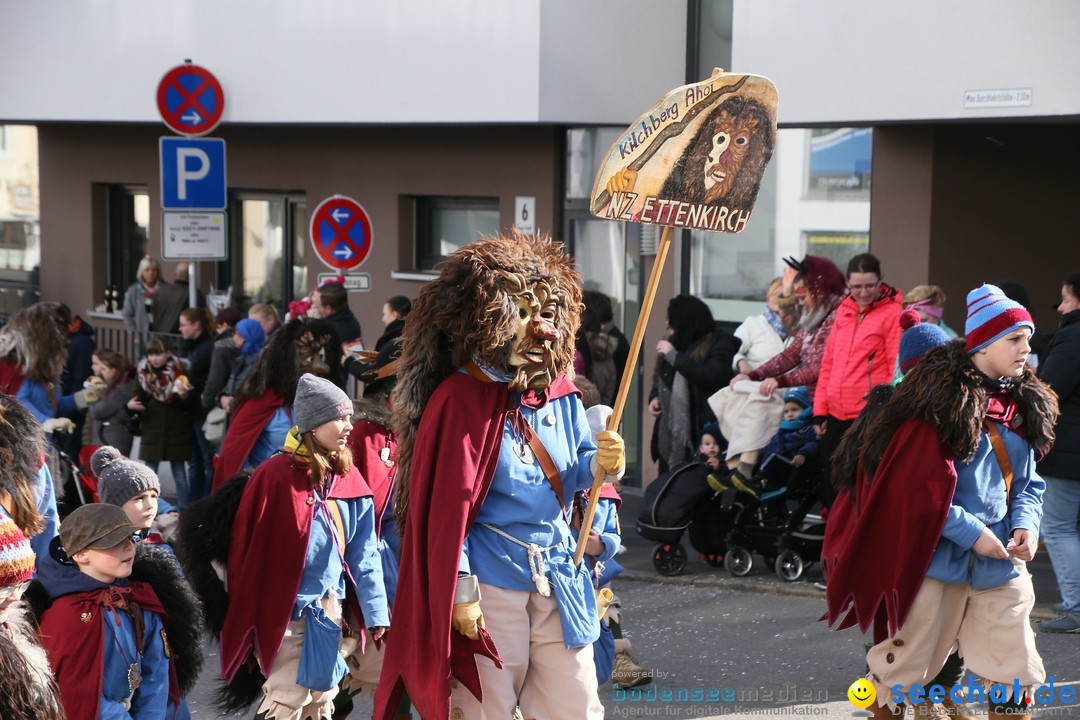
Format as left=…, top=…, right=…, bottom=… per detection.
left=180, top=490, right=1080, bottom=719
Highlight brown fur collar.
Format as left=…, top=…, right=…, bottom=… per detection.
left=862, top=339, right=1057, bottom=478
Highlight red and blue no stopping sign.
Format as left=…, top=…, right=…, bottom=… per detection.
left=309, top=195, right=373, bottom=271
left=157, top=63, right=225, bottom=137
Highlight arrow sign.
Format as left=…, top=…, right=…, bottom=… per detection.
left=157, top=63, right=225, bottom=137
left=309, top=195, right=373, bottom=271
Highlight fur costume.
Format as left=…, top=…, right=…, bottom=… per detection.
left=822, top=339, right=1057, bottom=641
left=376, top=230, right=598, bottom=720
left=391, top=229, right=582, bottom=530
left=0, top=603, right=65, bottom=720
left=176, top=471, right=265, bottom=713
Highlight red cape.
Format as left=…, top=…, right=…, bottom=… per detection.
left=213, top=390, right=289, bottom=491
left=38, top=582, right=178, bottom=720
left=821, top=418, right=956, bottom=642
left=219, top=452, right=372, bottom=680
left=374, top=371, right=578, bottom=720
left=347, top=417, right=395, bottom=536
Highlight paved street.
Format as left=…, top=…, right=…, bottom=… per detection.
left=182, top=489, right=1080, bottom=719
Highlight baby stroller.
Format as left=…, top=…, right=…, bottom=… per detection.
left=636, top=461, right=740, bottom=576
left=722, top=454, right=826, bottom=581
left=55, top=444, right=102, bottom=516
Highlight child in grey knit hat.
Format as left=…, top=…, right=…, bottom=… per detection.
left=91, top=445, right=165, bottom=534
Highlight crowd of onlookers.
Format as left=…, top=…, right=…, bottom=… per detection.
left=2, top=251, right=1078, bottom=720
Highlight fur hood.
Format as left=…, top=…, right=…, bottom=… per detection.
left=352, top=395, right=391, bottom=428
left=861, top=339, right=1057, bottom=479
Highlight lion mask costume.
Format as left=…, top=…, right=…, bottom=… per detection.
left=391, top=229, right=583, bottom=528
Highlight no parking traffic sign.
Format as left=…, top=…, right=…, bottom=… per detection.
left=157, top=63, right=225, bottom=136
left=309, top=195, right=373, bottom=271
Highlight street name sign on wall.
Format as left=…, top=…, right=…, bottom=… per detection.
left=309, top=195, right=373, bottom=271
left=162, top=212, right=228, bottom=260
left=316, top=272, right=371, bottom=292
left=160, top=137, right=227, bottom=210
left=157, top=63, right=225, bottom=137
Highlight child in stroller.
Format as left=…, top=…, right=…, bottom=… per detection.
left=707, top=387, right=827, bottom=580
left=707, top=386, right=818, bottom=498
left=636, top=424, right=732, bottom=575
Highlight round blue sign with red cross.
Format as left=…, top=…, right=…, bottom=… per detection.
left=157, top=63, right=225, bottom=137
left=309, top=195, right=373, bottom=271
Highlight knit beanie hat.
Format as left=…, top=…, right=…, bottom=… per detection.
left=782, top=385, right=810, bottom=409
left=0, top=514, right=34, bottom=587
left=965, top=284, right=1034, bottom=353
left=294, top=373, right=353, bottom=434
left=91, top=446, right=161, bottom=507
left=236, top=317, right=267, bottom=358
left=897, top=308, right=950, bottom=374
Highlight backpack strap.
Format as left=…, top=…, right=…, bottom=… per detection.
left=985, top=421, right=1013, bottom=505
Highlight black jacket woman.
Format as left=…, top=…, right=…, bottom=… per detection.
left=649, top=294, right=736, bottom=473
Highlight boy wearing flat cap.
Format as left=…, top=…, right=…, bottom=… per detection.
left=35, top=503, right=179, bottom=720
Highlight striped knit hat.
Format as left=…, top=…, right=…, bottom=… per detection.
left=0, top=514, right=35, bottom=586
left=965, top=284, right=1034, bottom=353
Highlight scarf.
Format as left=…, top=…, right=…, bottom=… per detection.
left=656, top=366, right=694, bottom=469
left=136, top=355, right=184, bottom=404
left=764, top=306, right=788, bottom=340
left=798, top=293, right=843, bottom=333
left=140, top=281, right=158, bottom=300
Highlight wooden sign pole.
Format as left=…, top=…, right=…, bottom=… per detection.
left=574, top=225, right=674, bottom=567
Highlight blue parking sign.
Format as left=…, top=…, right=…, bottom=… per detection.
left=160, top=137, right=227, bottom=210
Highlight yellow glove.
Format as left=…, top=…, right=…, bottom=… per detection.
left=451, top=601, right=485, bottom=640
left=595, top=430, right=625, bottom=475
left=43, top=417, right=76, bottom=434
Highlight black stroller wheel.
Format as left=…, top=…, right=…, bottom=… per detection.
left=702, top=553, right=725, bottom=568
left=724, top=546, right=753, bottom=577
left=652, top=542, right=687, bottom=576
left=775, top=549, right=804, bottom=582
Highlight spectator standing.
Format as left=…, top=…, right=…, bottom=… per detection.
left=55, top=302, right=97, bottom=461
left=151, top=262, right=206, bottom=335
left=649, top=294, right=736, bottom=473
left=728, top=256, right=847, bottom=481
left=127, top=336, right=195, bottom=509
left=219, top=318, right=266, bottom=410
left=596, top=292, right=632, bottom=394
left=249, top=302, right=283, bottom=337
left=313, top=281, right=363, bottom=347
left=201, top=307, right=244, bottom=413
left=87, top=349, right=137, bottom=456
left=902, top=284, right=958, bottom=338
left=177, top=307, right=216, bottom=501
left=813, top=253, right=902, bottom=499
left=122, top=257, right=161, bottom=352
left=374, top=295, right=410, bottom=351
left=1036, top=272, right=1080, bottom=633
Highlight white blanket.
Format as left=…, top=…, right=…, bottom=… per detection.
left=707, top=380, right=784, bottom=461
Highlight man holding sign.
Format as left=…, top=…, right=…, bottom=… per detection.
left=376, top=230, right=624, bottom=720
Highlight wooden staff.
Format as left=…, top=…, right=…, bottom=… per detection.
left=574, top=225, right=674, bottom=567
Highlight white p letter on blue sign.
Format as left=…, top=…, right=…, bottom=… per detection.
left=160, top=137, right=227, bottom=210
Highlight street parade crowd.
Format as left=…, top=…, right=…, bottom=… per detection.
left=1, top=231, right=1079, bottom=720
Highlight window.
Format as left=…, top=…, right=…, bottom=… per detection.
left=105, top=185, right=151, bottom=310
left=414, top=196, right=499, bottom=271
left=689, top=128, right=872, bottom=323
left=222, top=193, right=307, bottom=312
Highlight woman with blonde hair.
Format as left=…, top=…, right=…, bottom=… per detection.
left=903, top=284, right=958, bottom=337
left=122, top=256, right=162, bottom=351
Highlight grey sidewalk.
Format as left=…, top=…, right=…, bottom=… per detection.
left=614, top=485, right=1063, bottom=621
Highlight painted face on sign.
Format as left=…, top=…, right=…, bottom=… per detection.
left=506, top=279, right=563, bottom=392
left=702, top=108, right=760, bottom=204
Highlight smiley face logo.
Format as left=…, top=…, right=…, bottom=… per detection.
left=847, top=678, right=876, bottom=709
